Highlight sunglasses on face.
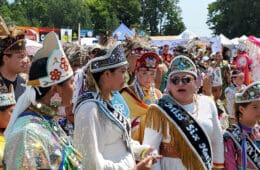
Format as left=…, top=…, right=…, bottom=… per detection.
left=233, top=76, right=244, bottom=80
left=170, top=76, right=194, bottom=85
left=131, top=48, right=149, bottom=56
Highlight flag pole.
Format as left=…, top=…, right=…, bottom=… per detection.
left=78, top=23, right=81, bottom=46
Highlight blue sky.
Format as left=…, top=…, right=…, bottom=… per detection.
left=179, top=0, right=216, bottom=37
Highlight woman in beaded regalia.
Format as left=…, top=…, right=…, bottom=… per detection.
left=3, top=32, right=82, bottom=169
left=142, top=55, right=224, bottom=170
left=73, top=42, right=160, bottom=169
left=121, top=52, right=162, bottom=144
left=224, top=81, right=260, bottom=170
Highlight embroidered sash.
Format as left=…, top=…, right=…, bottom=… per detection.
left=225, top=124, right=260, bottom=169
left=157, top=95, right=212, bottom=170
left=75, top=91, right=132, bottom=151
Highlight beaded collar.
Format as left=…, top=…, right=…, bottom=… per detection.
left=133, top=77, right=156, bottom=105
left=28, top=102, right=57, bottom=118
left=27, top=102, right=83, bottom=169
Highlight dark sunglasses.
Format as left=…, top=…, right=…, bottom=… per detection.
left=170, top=76, right=193, bottom=85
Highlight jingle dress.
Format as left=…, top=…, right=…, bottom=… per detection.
left=4, top=109, right=82, bottom=169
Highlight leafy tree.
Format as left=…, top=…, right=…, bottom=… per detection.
left=109, top=0, right=141, bottom=27
left=86, top=0, right=141, bottom=35
left=86, top=0, right=119, bottom=34
left=4, top=0, right=92, bottom=30
left=0, top=0, right=14, bottom=25
left=161, top=0, right=185, bottom=35
left=1, top=0, right=186, bottom=37
left=0, top=0, right=8, bottom=6
left=207, top=0, right=260, bottom=38
left=140, top=0, right=185, bottom=35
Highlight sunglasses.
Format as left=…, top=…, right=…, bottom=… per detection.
left=232, top=76, right=244, bottom=79
left=131, top=48, right=149, bottom=56
left=170, top=76, right=193, bottom=85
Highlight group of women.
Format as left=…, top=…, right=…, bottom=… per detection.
left=1, top=31, right=260, bottom=170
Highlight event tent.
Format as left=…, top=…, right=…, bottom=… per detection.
left=112, top=23, right=134, bottom=41
left=176, top=29, right=198, bottom=40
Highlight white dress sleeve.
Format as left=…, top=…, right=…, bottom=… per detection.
left=73, top=102, right=135, bottom=170
left=208, top=98, right=225, bottom=165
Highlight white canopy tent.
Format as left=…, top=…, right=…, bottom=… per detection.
left=176, top=29, right=198, bottom=40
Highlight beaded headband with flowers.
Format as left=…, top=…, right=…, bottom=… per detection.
left=27, top=32, right=73, bottom=87
left=136, top=52, right=160, bottom=70
left=168, top=55, right=198, bottom=78
left=89, top=42, right=128, bottom=73
left=0, top=85, right=16, bottom=107
left=235, top=81, right=260, bottom=103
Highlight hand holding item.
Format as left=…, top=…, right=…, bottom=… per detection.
left=141, top=147, right=156, bottom=158
left=133, top=155, right=162, bottom=170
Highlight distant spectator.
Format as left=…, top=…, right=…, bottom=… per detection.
left=161, top=44, right=174, bottom=67
left=0, top=27, right=28, bottom=100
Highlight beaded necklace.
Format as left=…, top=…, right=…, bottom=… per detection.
left=29, top=103, right=83, bottom=170
left=133, top=78, right=156, bottom=104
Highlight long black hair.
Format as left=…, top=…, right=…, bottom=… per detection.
left=29, top=57, right=68, bottom=100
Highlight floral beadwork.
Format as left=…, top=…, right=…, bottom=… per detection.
left=168, top=55, right=197, bottom=77
left=60, top=57, right=69, bottom=71
left=235, top=81, right=260, bottom=103
left=50, top=69, right=62, bottom=81
left=136, top=52, right=159, bottom=70
left=26, top=32, right=73, bottom=88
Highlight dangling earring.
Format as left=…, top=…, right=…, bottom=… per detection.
left=50, top=93, right=62, bottom=107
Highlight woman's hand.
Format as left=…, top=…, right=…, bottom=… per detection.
left=133, top=155, right=162, bottom=170
left=141, top=147, right=156, bottom=158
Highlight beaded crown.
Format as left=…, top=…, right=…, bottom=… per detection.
left=136, top=52, right=160, bottom=70
left=89, top=42, right=128, bottom=73
left=235, top=81, right=260, bottom=103
left=168, top=55, right=197, bottom=78
left=0, top=85, right=16, bottom=107
left=27, top=32, right=73, bottom=87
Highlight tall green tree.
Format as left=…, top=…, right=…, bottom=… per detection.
left=207, top=0, right=260, bottom=38
left=140, top=0, right=184, bottom=35
left=86, top=0, right=141, bottom=35
left=5, top=0, right=92, bottom=30
left=2, top=0, right=185, bottom=37
left=86, top=0, right=119, bottom=35
left=0, top=0, right=14, bottom=25
left=161, top=0, right=185, bottom=35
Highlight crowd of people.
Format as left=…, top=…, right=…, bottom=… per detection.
left=0, top=18, right=260, bottom=170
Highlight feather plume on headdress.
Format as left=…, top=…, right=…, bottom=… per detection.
left=185, top=37, right=209, bottom=57
left=63, top=42, right=88, bottom=67
left=0, top=16, right=25, bottom=55
left=122, top=34, right=151, bottom=57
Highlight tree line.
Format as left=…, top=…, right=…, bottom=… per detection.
left=0, top=0, right=185, bottom=36
left=1, top=0, right=259, bottom=38
left=207, top=0, right=260, bottom=38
